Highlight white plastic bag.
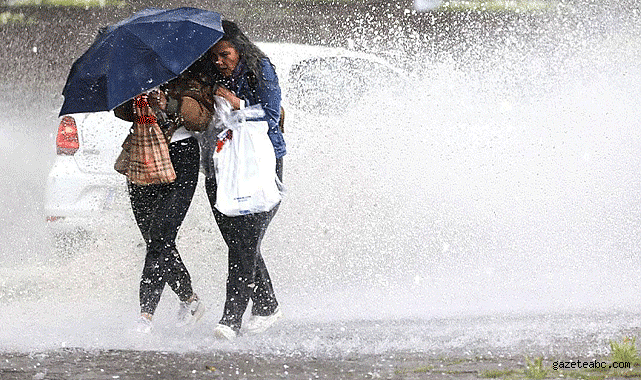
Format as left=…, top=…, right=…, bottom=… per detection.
left=212, top=97, right=282, bottom=216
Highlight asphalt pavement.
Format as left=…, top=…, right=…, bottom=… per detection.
left=2, top=311, right=641, bottom=380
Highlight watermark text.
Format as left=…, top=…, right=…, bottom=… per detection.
left=552, top=360, right=631, bottom=371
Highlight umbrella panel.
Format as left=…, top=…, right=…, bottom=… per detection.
left=60, top=7, right=222, bottom=116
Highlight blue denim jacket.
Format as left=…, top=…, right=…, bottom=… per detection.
left=199, top=57, right=286, bottom=178
left=229, top=58, right=286, bottom=159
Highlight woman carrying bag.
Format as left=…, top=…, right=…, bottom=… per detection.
left=114, top=66, right=215, bottom=333
left=201, top=20, right=286, bottom=341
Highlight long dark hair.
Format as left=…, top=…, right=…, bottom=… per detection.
left=214, top=20, right=271, bottom=87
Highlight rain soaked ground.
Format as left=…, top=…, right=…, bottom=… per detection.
left=2, top=0, right=641, bottom=378
left=2, top=312, right=641, bottom=378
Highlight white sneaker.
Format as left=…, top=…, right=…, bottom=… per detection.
left=245, top=307, right=283, bottom=334
left=136, top=315, right=153, bottom=333
left=213, top=324, right=237, bottom=341
left=176, top=295, right=205, bottom=328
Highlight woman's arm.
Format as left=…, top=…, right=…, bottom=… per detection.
left=255, top=59, right=282, bottom=135
left=179, top=96, right=212, bottom=131
left=170, top=77, right=215, bottom=131
left=214, top=86, right=242, bottom=110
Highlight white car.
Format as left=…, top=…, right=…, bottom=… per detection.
left=44, top=42, right=406, bottom=249
left=45, top=111, right=131, bottom=247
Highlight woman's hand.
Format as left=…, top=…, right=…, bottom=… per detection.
left=215, top=85, right=241, bottom=110
left=147, top=89, right=167, bottom=111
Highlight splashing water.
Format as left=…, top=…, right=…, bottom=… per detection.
left=275, top=3, right=641, bottom=318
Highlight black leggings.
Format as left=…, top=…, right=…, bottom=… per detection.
left=128, top=137, right=200, bottom=316
left=205, top=158, right=283, bottom=331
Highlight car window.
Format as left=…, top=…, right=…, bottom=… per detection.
left=288, top=56, right=406, bottom=114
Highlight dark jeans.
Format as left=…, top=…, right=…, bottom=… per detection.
left=205, top=158, right=283, bottom=331
left=128, top=137, right=200, bottom=316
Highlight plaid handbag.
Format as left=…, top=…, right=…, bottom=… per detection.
left=126, top=94, right=176, bottom=185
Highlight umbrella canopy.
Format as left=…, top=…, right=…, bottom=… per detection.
left=59, top=7, right=223, bottom=116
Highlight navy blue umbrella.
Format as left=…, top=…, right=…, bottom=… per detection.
left=60, top=7, right=223, bottom=116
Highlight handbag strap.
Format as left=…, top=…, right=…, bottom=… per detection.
left=134, top=93, right=177, bottom=143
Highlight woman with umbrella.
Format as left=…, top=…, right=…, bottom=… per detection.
left=59, top=7, right=227, bottom=333
left=114, top=64, right=215, bottom=333
left=202, top=20, right=286, bottom=341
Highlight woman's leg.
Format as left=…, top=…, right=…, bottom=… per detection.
left=219, top=211, right=277, bottom=330
left=130, top=137, right=200, bottom=316
left=205, top=178, right=249, bottom=330
left=129, top=181, right=165, bottom=316
left=204, top=157, right=283, bottom=329
left=251, top=157, right=283, bottom=315
left=153, top=137, right=200, bottom=301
